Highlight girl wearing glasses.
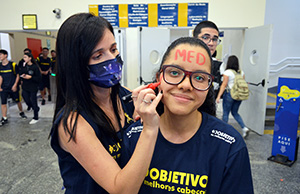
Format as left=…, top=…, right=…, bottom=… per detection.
left=122, top=37, right=253, bottom=194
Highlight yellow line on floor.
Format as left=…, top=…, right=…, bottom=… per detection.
left=264, top=129, right=300, bottom=135
left=266, top=102, right=276, bottom=106
left=267, top=93, right=277, bottom=98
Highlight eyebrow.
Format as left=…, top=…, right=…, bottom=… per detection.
left=203, top=33, right=219, bottom=38
left=91, top=42, right=117, bottom=55
left=167, top=64, right=210, bottom=74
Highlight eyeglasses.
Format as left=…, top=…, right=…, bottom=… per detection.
left=200, top=35, right=221, bottom=45
left=161, top=65, right=214, bottom=91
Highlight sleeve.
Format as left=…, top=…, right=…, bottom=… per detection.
left=36, top=57, right=41, bottom=68
left=223, top=69, right=231, bottom=77
left=119, top=121, right=142, bottom=168
left=218, top=147, right=254, bottom=194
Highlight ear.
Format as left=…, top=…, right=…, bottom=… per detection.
left=156, top=71, right=161, bottom=82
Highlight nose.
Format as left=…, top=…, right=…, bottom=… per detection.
left=104, top=51, right=117, bottom=61
left=177, top=75, right=193, bottom=91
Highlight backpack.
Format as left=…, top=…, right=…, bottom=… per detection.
left=12, top=62, right=16, bottom=74
left=230, top=70, right=249, bottom=100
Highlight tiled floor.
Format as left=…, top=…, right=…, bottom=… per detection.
left=0, top=100, right=299, bottom=193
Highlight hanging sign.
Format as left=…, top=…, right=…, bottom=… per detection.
left=89, top=3, right=208, bottom=28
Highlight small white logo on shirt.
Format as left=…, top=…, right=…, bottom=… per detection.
left=126, top=126, right=143, bottom=138
left=211, top=129, right=236, bottom=144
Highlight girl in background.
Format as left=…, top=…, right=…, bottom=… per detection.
left=216, top=55, right=250, bottom=138
left=20, top=52, right=41, bottom=124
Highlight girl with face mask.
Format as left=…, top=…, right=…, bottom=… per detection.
left=50, top=13, right=162, bottom=194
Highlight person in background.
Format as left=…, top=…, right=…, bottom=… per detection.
left=20, top=53, right=41, bottom=124
left=50, top=50, right=56, bottom=74
left=50, top=13, right=162, bottom=194
left=193, top=20, right=223, bottom=99
left=18, top=48, right=33, bottom=111
left=36, top=47, right=51, bottom=105
left=0, top=49, right=27, bottom=125
left=18, top=48, right=32, bottom=68
left=216, top=55, right=250, bottom=138
left=121, top=37, right=253, bottom=194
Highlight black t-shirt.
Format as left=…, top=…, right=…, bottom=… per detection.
left=19, top=63, right=42, bottom=92
left=0, top=61, right=18, bottom=90
left=121, top=112, right=254, bottom=194
left=51, top=57, right=56, bottom=73
left=50, top=86, right=135, bottom=194
left=37, top=56, right=51, bottom=72
left=212, top=60, right=223, bottom=97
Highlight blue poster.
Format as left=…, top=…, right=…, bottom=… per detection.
left=271, top=77, right=300, bottom=161
left=128, top=4, right=148, bottom=27
left=158, top=3, right=178, bottom=27
left=187, top=3, right=208, bottom=26
left=99, top=5, right=119, bottom=27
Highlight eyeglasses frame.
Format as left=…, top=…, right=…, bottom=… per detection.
left=161, top=65, right=214, bottom=91
left=200, top=35, right=221, bottom=45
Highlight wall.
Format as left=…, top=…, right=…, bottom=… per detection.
left=264, top=0, right=300, bottom=88
left=0, top=0, right=266, bottom=31
left=264, top=0, right=300, bottom=64
left=9, top=32, right=56, bottom=62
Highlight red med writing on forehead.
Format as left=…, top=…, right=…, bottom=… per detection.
left=175, top=49, right=206, bottom=65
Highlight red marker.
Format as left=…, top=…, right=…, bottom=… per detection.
left=122, top=82, right=161, bottom=103
left=146, top=82, right=161, bottom=90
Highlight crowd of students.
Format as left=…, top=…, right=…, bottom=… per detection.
left=0, top=47, right=56, bottom=124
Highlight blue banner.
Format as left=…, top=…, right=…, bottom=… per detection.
left=158, top=3, right=178, bottom=27
left=271, top=77, right=300, bottom=161
left=187, top=3, right=208, bottom=26
left=128, top=4, right=148, bottom=27
left=99, top=5, right=119, bottom=27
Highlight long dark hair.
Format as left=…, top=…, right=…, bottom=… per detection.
left=226, top=55, right=240, bottom=72
left=24, top=52, right=38, bottom=65
left=155, top=37, right=216, bottom=116
left=53, top=13, right=120, bottom=142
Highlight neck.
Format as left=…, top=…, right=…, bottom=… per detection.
left=91, top=84, right=124, bottom=131
left=160, top=110, right=202, bottom=144
left=27, top=61, right=33, bottom=65
left=1, top=59, right=8, bottom=65
left=91, top=85, right=112, bottom=106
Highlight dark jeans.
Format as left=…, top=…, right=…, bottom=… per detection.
left=22, top=89, right=39, bottom=120
left=222, top=90, right=245, bottom=128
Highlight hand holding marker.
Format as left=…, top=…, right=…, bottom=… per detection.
left=122, top=82, right=161, bottom=103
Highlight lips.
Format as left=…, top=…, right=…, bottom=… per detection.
left=172, top=93, right=193, bottom=103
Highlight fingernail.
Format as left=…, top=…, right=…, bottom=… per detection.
left=134, top=115, right=141, bottom=121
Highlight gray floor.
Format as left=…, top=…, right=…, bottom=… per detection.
left=0, top=101, right=299, bottom=194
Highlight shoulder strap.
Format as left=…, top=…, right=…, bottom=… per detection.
left=230, top=69, right=237, bottom=75
left=12, top=62, right=16, bottom=74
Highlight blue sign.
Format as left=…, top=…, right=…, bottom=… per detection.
left=187, top=3, right=208, bottom=26
left=99, top=5, right=119, bottom=27
left=271, top=77, right=300, bottom=161
left=158, top=3, right=178, bottom=27
left=128, top=4, right=148, bottom=27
